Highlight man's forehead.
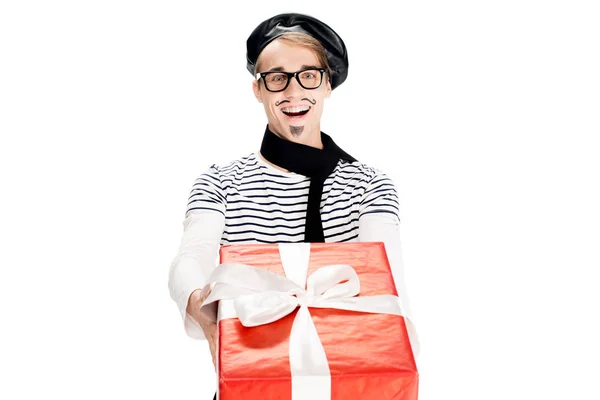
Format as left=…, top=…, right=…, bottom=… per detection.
left=265, top=64, right=321, bottom=73
left=258, top=40, right=320, bottom=71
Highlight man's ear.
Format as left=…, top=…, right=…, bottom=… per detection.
left=252, top=80, right=263, bottom=103
left=325, top=77, right=332, bottom=98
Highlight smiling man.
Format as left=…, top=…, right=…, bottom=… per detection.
left=252, top=38, right=329, bottom=145
left=168, top=13, right=417, bottom=398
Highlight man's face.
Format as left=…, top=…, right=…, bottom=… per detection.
left=252, top=39, right=332, bottom=147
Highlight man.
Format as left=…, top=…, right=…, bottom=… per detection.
left=168, top=12, right=417, bottom=395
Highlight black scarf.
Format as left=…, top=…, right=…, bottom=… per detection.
left=259, top=125, right=357, bottom=242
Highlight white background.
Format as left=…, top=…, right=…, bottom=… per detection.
left=1, top=1, right=599, bottom=399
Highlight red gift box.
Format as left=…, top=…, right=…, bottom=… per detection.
left=206, top=242, right=418, bottom=400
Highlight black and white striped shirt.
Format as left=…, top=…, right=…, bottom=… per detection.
left=169, top=151, right=416, bottom=345
left=185, top=152, right=400, bottom=244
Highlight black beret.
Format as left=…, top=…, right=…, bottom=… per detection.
left=246, top=13, right=349, bottom=90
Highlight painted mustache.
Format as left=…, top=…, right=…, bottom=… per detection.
left=275, top=98, right=317, bottom=106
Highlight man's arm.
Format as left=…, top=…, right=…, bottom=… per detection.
left=168, top=209, right=225, bottom=340
left=168, top=165, right=226, bottom=341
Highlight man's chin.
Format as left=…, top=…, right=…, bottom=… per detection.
left=289, top=124, right=305, bottom=137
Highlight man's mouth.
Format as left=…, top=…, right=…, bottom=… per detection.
left=281, top=105, right=311, bottom=118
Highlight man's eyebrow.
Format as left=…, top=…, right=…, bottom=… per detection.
left=265, top=65, right=321, bottom=72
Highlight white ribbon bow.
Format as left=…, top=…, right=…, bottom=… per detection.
left=201, top=243, right=409, bottom=400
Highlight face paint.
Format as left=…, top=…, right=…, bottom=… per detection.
left=252, top=40, right=332, bottom=148
left=289, top=125, right=304, bottom=136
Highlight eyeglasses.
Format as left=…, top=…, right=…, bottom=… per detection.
left=255, top=68, right=326, bottom=92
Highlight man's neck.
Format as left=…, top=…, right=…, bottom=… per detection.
left=303, top=133, right=324, bottom=149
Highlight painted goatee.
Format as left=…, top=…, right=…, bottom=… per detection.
left=290, top=125, right=304, bottom=136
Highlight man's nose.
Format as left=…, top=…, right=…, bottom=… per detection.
left=284, top=76, right=304, bottom=96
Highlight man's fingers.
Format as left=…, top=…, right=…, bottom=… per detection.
left=204, top=322, right=217, bottom=344
left=209, top=338, right=217, bottom=369
left=208, top=323, right=217, bottom=369
left=210, top=341, right=216, bottom=358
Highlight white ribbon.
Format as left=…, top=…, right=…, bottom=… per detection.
left=201, top=243, right=408, bottom=400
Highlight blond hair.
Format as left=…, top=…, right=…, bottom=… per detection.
left=254, top=32, right=333, bottom=82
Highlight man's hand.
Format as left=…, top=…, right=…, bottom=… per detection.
left=186, top=287, right=217, bottom=368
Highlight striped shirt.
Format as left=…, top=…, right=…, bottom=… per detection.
left=185, top=152, right=400, bottom=244
left=169, top=151, right=417, bottom=352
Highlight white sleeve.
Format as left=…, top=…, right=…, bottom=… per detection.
left=168, top=209, right=225, bottom=340
left=358, top=212, right=420, bottom=357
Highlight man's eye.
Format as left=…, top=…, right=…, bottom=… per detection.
left=272, top=75, right=286, bottom=82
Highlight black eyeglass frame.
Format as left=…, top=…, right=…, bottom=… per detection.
left=255, top=68, right=327, bottom=92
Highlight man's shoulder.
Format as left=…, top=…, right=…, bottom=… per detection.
left=337, top=158, right=387, bottom=182
left=204, top=152, right=258, bottom=176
